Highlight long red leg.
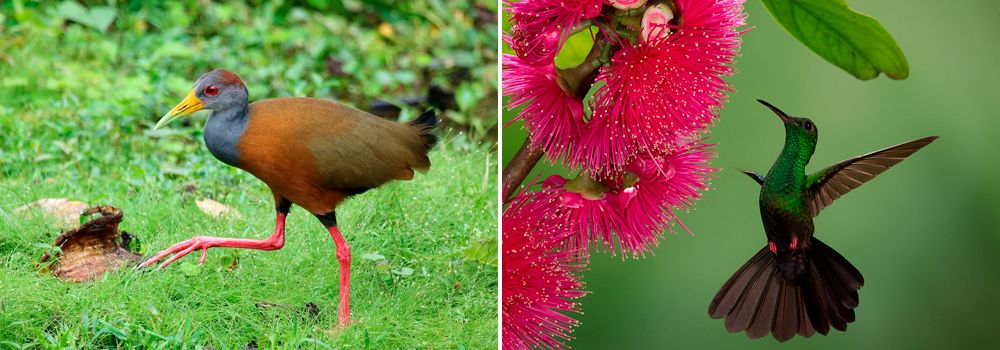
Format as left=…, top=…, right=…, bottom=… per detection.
left=327, top=225, right=352, bottom=327
left=140, top=213, right=287, bottom=269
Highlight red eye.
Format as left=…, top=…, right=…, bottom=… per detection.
left=204, top=85, right=219, bottom=96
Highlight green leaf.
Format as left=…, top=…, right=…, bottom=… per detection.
left=392, top=267, right=414, bottom=276
left=554, top=27, right=596, bottom=69
left=360, top=252, right=386, bottom=261
left=57, top=1, right=116, bottom=32
left=761, top=0, right=908, bottom=80
left=462, top=236, right=497, bottom=267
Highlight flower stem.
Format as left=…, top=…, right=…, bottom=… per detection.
left=614, top=7, right=644, bottom=30
left=558, top=35, right=609, bottom=99
left=502, top=140, right=544, bottom=203
left=615, top=27, right=639, bottom=45
left=567, top=20, right=593, bottom=37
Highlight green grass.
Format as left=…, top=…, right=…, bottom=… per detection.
left=0, top=140, right=497, bottom=348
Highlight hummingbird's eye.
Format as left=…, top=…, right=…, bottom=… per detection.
left=803, top=121, right=814, bottom=131
left=204, top=85, right=219, bottom=96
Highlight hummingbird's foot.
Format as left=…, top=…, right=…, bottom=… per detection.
left=790, top=237, right=799, bottom=250
left=768, top=241, right=777, bottom=255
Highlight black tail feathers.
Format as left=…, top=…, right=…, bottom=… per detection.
left=708, top=238, right=864, bottom=342
left=409, top=110, right=439, bottom=149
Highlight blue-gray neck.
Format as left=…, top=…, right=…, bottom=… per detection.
left=203, top=104, right=249, bottom=167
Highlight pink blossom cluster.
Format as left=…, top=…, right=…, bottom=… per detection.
left=502, top=0, right=745, bottom=348
left=502, top=190, right=586, bottom=350
left=529, top=142, right=714, bottom=258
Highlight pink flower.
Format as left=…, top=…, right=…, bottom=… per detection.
left=571, top=0, right=745, bottom=175
left=618, top=141, right=715, bottom=239
left=505, top=0, right=605, bottom=63
left=502, top=190, right=586, bottom=350
left=536, top=175, right=634, bottom=256
left=529, top=141, right=715, bottom=258
left=503, top=54, right=585, bottom=162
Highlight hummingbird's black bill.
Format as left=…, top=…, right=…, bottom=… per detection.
left=757, top=99, right=793, bottom=124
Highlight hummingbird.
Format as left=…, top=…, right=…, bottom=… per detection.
left=708, top=100, right=938, bottom=342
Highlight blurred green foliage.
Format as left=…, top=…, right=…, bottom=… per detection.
left=503, top=0, right=1000, bottom=349
left=0, top=0, right=497, bottom=187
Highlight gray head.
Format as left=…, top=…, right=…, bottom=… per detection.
left=193, top=69, right=248, bottom=111
left=154, top=69, right=249, bottom=130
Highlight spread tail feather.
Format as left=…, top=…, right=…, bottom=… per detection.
left=708, top=238, right=864, bottom=342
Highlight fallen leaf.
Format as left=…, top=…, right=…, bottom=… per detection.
left=255, top=302, right=278, bottom=309
left=37, top=206, right=143, bottom=282
left=254, top=301, right=292, bottom=313
left=15, top=198, right=90, bottom=228
left=196, top=198, right=242, bottom=219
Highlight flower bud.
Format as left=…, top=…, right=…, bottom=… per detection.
left=610, top=0, right=648, bottom=10
left=641, top=3, right=675, bottom=42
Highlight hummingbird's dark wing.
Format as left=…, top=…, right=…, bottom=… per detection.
left=737, top=169, right=765, bottom=185
left=806, top=136, right=938, bottom=217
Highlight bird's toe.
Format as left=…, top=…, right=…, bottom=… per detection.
left=140, top=237, right=212, bottom=269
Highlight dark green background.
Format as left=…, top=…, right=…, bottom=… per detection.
left=503, top=1, right=1000, bottom=348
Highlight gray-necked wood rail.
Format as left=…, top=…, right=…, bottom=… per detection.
left=141, top=69, right=438, bottom=327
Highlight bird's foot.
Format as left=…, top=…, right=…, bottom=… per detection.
left=140, top=231, right=285, bottom=270
left=790, top=237, right=799, bottom=250
left=768, top=241, right=777, bottom=255
left=140, top=236, right=217, bottom=269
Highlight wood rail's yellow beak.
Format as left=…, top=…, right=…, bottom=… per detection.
left=154, top=90, right=203, bottom=130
